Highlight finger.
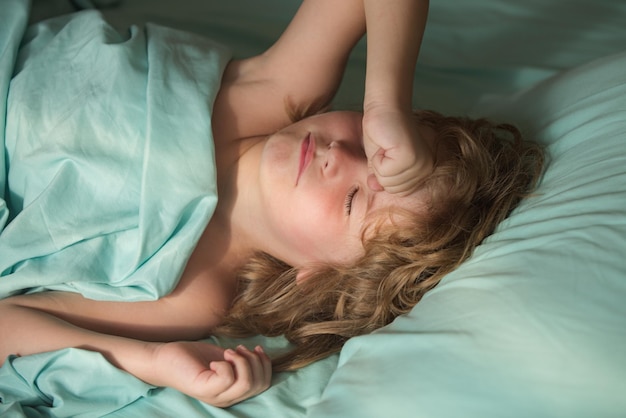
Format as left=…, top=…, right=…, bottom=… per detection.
left=367, top=173, right=384, bottom=191
left=197, top=360, right=237, bottom=407
left=362, top=135, right=383, bottom=164
left=385, top=174, right=422, bottom=195
left=209, top=357, right=236, bottom=389
left=237, top=345, right=272, bottom=392
left=370, top=164, right=422, bottom=195
left=370, top=154, right=421, bottom=193
left=208, top=349, right=254, bottom=406
left=370, top=148, right=417, bottom=178
left=224, top=346, right=255, bottom=394
left=254, top=345, right=273, bottom=387
left=235, top=345, right=265, bottom=390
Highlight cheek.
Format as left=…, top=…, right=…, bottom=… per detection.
left=288, top=200, right=339, bottom=256
left=297, top=212, right=365, bottom=265
left=292, top=201, right=333, bottom=241
left=261, top=140, right=295, bottom=176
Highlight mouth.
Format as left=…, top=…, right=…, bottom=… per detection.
left=296, top=132, right=315, bottom=185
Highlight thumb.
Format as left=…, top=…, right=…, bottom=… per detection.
left=367, top=173, right=384, bottom=191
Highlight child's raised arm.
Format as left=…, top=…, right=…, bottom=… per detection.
left=214, top=0, right=366, bottom=140
left=362, top=0, right=433, bottom=195
left=216, top=0, right=432, bottom=195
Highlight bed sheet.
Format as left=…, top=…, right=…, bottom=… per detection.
left=0, top=9, right=225, bottom=301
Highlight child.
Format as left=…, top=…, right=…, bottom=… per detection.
left=0, top=0, right=543, bottom=408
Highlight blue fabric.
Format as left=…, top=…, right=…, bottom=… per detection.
left=0, top=3, right=230, bottom=415
left=0, top=350, right=154, bottom=418
left=0, top=0, right=29, bottom=232
left=0, top=7, right=229, bottom=301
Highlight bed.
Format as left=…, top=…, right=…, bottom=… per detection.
left=1, top=0, right=625, bottom=417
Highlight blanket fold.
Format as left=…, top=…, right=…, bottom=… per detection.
left=0, top=5, right=230, bottom=301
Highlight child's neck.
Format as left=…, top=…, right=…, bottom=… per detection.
left=209, top=135, right=267, bottom=272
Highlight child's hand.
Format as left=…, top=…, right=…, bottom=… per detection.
left=362, top=105, right=434, bottom=195
left=150, top=341, right=272, bottom=407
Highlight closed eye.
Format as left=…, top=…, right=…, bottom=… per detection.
left=344, top=185, right=359, bottom=215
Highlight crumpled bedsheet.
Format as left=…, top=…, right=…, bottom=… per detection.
left=0, top=1, right=228, bottom=300
left=0, top=0, right=235, bottom=415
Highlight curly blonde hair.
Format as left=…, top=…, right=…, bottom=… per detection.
left=214, top=109, right=545, bottom=372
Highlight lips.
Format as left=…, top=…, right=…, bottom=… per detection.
left=296, top=133, right=315, bottom=185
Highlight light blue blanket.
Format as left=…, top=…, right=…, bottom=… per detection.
left=0, top=1, right=233, bottom=415
left=0, top=2, right=228, bottom=301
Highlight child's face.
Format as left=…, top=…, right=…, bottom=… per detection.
left=257, top=111, right=428, bottom=269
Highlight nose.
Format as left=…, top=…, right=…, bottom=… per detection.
left=321, top=140, right=366, bottom=178
left=321, top=142, right=338, bottom=177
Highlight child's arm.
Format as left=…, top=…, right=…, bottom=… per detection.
left=362, top=0, right=433, bottom=195
left=214, top=0, right=366, bottom=140
left=0, top=294, right=271, bottom=407
left=216, top=0, right=432, bottom=195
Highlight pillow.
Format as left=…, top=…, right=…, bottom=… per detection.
left=412, top=0, right=626, bottom=115
left=307, top=51, right=626, bottom=418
